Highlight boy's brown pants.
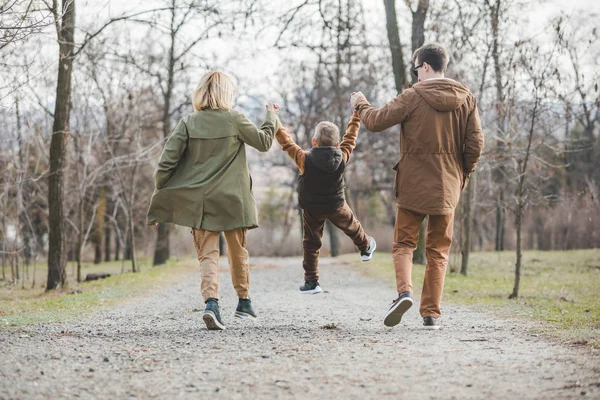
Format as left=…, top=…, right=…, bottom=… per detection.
left=303, top=203, right=369, bottom=281
left=191, top=228, right=249, bottom=301
left=393, top=207, right=454, bottom=318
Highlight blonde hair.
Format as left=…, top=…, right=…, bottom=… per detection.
left=192, top=71, right=235, bottom=111
left=314, top=121, right=339, bottom=146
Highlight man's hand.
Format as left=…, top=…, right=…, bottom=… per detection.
left=266, top=103, right=281, bottom=114
left=350, top=91, right=366, bottom=109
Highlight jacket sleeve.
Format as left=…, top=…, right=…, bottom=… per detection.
left=340, top=111, right=360, bottom=164
left=463, top=101, right=484, bottom=177
left=234, top=110, right=279, bottom=152
left=154, top=119, right=188, bottom=189
left=355, top=89, right=413, bottom=132
left=275, top=124, right=307, bottom=174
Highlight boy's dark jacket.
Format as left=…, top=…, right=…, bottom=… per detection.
left=275, top=113, right=360, bottom=214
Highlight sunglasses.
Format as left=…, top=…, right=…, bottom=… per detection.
left=412, top=63, right=424, bottom=77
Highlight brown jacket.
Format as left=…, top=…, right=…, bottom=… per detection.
left=355, top=78, right=484, bottom=215
left=275, top=111, right=360, bottom=173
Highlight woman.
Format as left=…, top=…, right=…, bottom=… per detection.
left=147, top=71, right=279, bottom=331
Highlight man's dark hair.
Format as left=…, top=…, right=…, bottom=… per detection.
left=412, top=43, right=449, bottom=72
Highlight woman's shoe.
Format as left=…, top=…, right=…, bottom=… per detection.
left=235, top=298, right=257, bottom=319
left=203, top=298, right=225, bottom=330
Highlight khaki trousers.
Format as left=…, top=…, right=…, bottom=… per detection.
left=191, top=228, right=249, bottom=301
left=393, top=207, right=454, bottom=318
left=303, top=202, right=369, bottom=281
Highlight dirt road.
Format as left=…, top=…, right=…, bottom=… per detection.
left=1, top=257, right=598, bottom=399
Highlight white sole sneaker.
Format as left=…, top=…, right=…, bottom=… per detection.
left=383, top=297, right=413, bottom=327
left=423, top=325, right=441, bottom=330
left=300, top=286, right=322, bottom=294
left=202, top=311, right=225, bottom=330
left=360, top=237, right=377, bottom=262
left=234, top=311, right=257, bottom=319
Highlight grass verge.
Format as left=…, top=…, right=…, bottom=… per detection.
left=0, top=257, right=197, bottom=328
left=341, top=249, right=600, bottom=347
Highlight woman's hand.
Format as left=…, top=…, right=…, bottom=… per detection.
left=266, top=103, right=280, bottom=114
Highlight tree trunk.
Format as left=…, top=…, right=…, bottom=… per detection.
left=219, top=233, right=226, bottom=256
left=124, top=233, right=131, bottom=261
left=114, top=227, right=121, bottom=261
left=413, top=218, right=427, bottom=264
left=77, top=186, right=84, bottom=283
left=104, top=214, right=111, bottom=262
left=495, top=191, right=505, bottom=250
left=128, top=215, right=137, bottom=273
left=47, top=0, right=75, bottom=291
left=327, top=220, right=340, bottom=257
left=153, top=9, right=177, bottom=266
left=410, top=0, right=429, bottom=84
left=153, top=223, right=170, bottom=265
left=460, top=175, right=474, bottom=276
left=490, top=0, right=506, bottom=252
left=16, top=97, right=32, bottom=268
left=93, top=190, right=105, bottom=264
left=509, top=202, right=523, bottom=299
left=383, top=0, right=408, bottom=93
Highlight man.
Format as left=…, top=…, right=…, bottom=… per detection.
left=350, top=43, right=484, bottom=329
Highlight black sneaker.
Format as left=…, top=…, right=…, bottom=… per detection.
left=235, top=298, right=257, bottom=319
left=423, top=316, right=441, bottom=330
left=299, top=280, right=322, bottom=294
left=383, top=291, right=413, bottom=327
left=202, top=298, right=225, bottom=330
left=360, top=237, right=377, bottom=262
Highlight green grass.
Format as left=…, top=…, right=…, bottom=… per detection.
left=0, top=257, right=197, bottom=327
left=341, top=249, right=600, bottom=347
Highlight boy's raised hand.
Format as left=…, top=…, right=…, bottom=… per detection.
left=350, top=91, right=366, bottom=109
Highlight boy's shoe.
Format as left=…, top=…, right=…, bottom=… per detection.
left=383, top=291, right=413, bottom=327
left=299, top=280, right=322, bottom=294
left=202, top=298, right=225, bottom=330
left=360, top=237, right=377, bottom=262
left=423, top=316, right=441, bottom=330
left=235, top=298, right=257, bottom=319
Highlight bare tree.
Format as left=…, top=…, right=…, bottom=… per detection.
left=46, top=0, right=75, bottom=291
left=508, top=39, right=559, bottom=299
left=383, top=0, right=408, bottom=92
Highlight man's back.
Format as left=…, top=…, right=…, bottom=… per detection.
left=356, top=78, right=484, bottom=215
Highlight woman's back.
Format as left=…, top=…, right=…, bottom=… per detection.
left=147, top=108, right=279, bottom=232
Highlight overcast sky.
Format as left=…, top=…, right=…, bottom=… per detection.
left=77, top=0, right=600, bottom=103
left=2, top=0, right=598, bottom=115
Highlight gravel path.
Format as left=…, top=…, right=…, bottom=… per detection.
left=1, top=257, right=599, bottom=399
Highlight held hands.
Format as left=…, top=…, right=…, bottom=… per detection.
left=266, top=103, right=281, bottom=114
left=350, top=91, right=366, bottom=109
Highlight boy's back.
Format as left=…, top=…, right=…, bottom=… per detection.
left=298, top=146, right=345, bottom=213
left=275, top=113, right=376, bottom=294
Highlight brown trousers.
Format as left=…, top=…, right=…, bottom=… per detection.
left=393, top=207, right=454, bottom=318
left=191, top=228, right=249, bottom=301
left=303, top=202, right=369, bottom=281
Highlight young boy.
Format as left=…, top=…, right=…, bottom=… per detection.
left=275, top=112, right=376, bottom=294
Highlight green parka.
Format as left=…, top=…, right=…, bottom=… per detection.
left=146, top=109, right=278, bottom=232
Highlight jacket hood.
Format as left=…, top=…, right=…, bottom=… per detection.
left=307, top=146, right=344, bottom=173
left=413, top=79, right=471, bottom=112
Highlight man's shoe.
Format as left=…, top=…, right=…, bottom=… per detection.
left=423, top=316, right=441, bottom=330
left=383, top=291, right=413, bottom=327
left=202, top=298, right=225, bottom=330
left=235, top=298, right=257, bottom=319
left=299, top=280, right=322, bottom=294
left=360, top=237, right=377, bottom=262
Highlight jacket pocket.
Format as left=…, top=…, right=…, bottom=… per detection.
left=392, top=162, right=400, bottom=198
